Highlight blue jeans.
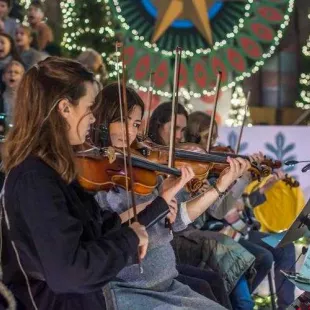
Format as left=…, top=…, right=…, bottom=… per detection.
left=240, top=231, right=295, bottom=310
left=230, top=276, right=255, bottom=310
left=177, top=264, right=232, bottom=309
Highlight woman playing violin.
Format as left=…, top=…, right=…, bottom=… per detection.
left=0, top=57, right=155, bottom=310
left=185, top=110, right=296, bottom=309
left=148, top=103, right=257, bottom=310
left=93, top=83, right=245, bottom=310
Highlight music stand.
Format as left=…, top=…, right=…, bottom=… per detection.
left=262, top=198, right=310, bottom=248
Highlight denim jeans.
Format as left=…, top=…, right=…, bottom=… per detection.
left=240, top=231, right=295, bottom=310
left=177, top=264, right=232, bottom=309
left=230, top=276, right=255, bottom=310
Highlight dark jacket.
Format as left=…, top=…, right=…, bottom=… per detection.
left=1, top=156, right=168, bottom=309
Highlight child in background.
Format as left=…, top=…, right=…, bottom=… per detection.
left=15, top=25, right=45, bottom=70
left=0, top=60, right=24, bottom=132
left=0, top=0, right=18, bottom=37
left=27, top=0, right=53, bottom=51
left=0, top=32, right=22, bottom=74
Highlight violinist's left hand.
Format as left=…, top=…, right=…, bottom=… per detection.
left=249, top=152, right=264, bottom=165
left=259, top=169, right=286, bottom=194
left=160, top=166, right=195, bottom=204
left=217, top=157, right=250, bottom=192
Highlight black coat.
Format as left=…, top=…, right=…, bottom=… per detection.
left=1, top=156, right=168, bottom=309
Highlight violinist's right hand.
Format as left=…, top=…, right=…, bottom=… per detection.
left=159, top=166, right=195, bottom=204
left=129, top=222, right=149, bottom=259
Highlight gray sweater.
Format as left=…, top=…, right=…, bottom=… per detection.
left=96, top=187, right=225, bottom=309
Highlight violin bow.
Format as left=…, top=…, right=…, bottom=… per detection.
left=115, top=42, right=130, bottom=211
left=143, top=71, right=155, bottom=140
left=235, top=91, right=251, bottom=154
left=168, top=46, right=182, bottom=168
left=118, top=42, right=142, bottom=272
left=166, top=46, right=182, bottom=232
left=206, top=71, right=222, bottom=153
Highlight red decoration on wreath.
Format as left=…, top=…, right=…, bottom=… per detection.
left=226, top=47, right=247, bottom=72
left=135, top=55, right=151, bottom=80
left=257, top=6, right=284, bottom=23
left=153, top=60, right=170, bottom=88
left=193, top=61, right=209, bottom=88
left=238, top=36, right=263, bottom=59
left=250, top=22, right=275, bottom=42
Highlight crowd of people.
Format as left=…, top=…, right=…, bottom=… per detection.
left=0, top=1, right=304, bottom=310
left=0, top=0, right=106, bottom=134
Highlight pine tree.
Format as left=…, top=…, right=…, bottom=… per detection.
left=226, top=85, right=252, bottom=127
left=61, top=0, right=118, bottom=60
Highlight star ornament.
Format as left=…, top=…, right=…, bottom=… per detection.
left=151, top=0, right=214, bottom=46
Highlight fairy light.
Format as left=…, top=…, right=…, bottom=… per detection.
left=226, top=85, right=253, bottom=127
left=111, top=0, right=253, bottom=58
left=295, top=13, right=310, bottom=109
left=60, top=0, right=116, bottom=54
left=107, top=0, right=295, bottom=97
left=59, top=0, right=294, bottom=99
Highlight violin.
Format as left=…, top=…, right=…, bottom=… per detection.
left=211, top=145, right=282, bottom=169
left=210, top=145, right=299, bottom=187
left=133, top=139, right=263, bottom=191
left=75, top=145, right=181, bottom=195
left=282, top=174, right=299, bottom=188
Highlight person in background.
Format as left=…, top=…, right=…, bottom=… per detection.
left=15, top=24, right=45, bottom=70
left=185, top=111, right=296, bottom=309
left=0, top=59, right=24, bottom=131
left=0, top=32, right=22, bottom=83
left=239, top=171, right=297, bottom=310
left=27, top=0, right=53, bottom=51
left=77, top=48, right=108, bottom=86
left=0, top=0, right=18, bottom=37
left=148, top=103, right=256, bottom=310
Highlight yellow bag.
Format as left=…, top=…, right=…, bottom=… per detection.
left=245, top=176, right=305, bottom=233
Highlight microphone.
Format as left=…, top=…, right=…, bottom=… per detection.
left=302, top=163, right=310, bottom=173
left=284, top=160, right=310, bottom=173
left=284, top=160, right=310, bottom=166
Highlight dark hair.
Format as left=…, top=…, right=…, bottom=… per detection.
left=29, top=0, right=45, bottom=13
left=93, top=82, right=145, bottom=146
left=148, top=101, right=188, bottom=145
left=2, top=57, right=97, bottom=183
left=0, top=33, right=23, bottom=64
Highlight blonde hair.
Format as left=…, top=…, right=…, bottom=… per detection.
left=3, top=60, right=25, bottom=74
left=77, top=49, right=104, bottom=71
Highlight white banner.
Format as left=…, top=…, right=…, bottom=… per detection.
left=217, top=126, right=310, bottom=199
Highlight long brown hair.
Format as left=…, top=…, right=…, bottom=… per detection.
left=2, top=56, right=97, bottom=183
left=93, top=82, right=144, bottom=146
left=185, top=111, right=217, bottom=143
left=148, top=101, right=188, bottom=145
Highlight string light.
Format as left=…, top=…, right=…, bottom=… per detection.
left=295, top=13, right=310, bottom=109
left=60, top=0, right=116, bottom=54
left=59, top=0, right=294, bottom=99
left=111, top=0, right=253, bottom=58
left=226, top=85, right=252, bottom=127
left=108, top=0, right=295, bottom=97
